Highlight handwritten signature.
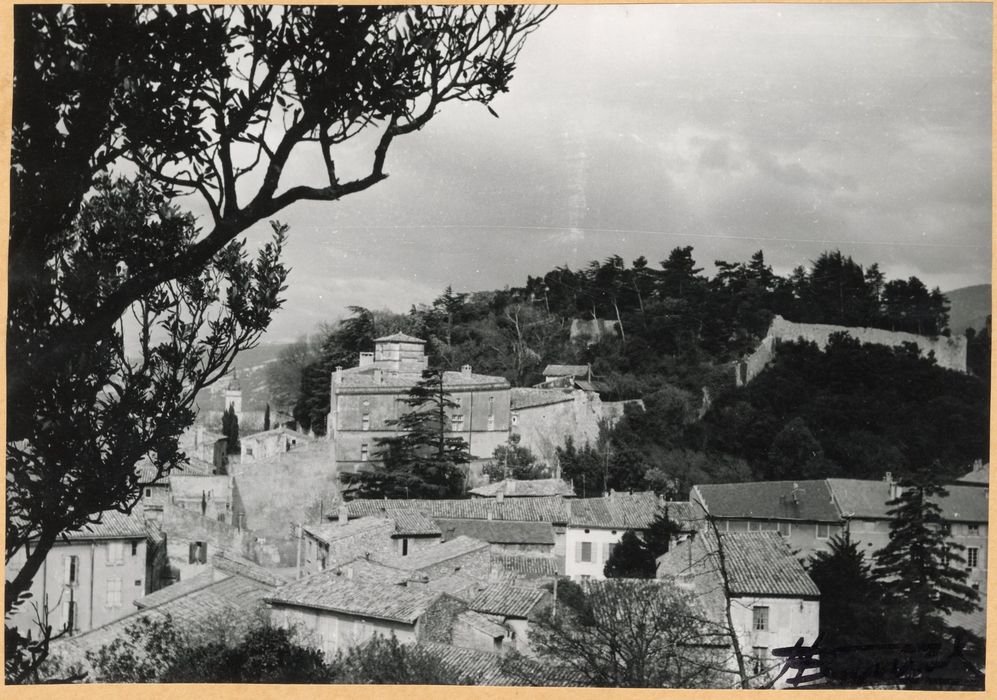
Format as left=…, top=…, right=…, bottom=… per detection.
left=767, top=634, right=984, bottom=688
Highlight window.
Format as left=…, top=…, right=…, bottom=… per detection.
left=402, top=538, right=409, bottom=556
left=488, top=396, right=495, bottom=416
left=361, top=413, right=370, bottom=431
left=968, top=547, right=979, bottom=569
left=752, top=647, right=769, bottom=675
left=752, top=606, right=769, bottom=631
left=360, top=444, right=369, bottom=462
left=452, top=414, right=464, bottom=431
left=816, top=523, right=833, bottom=539
left=606, top=542, right=617, bottom=562
left=106, top=578, right=122, bottom=608
left=968, top=524, right=980, bottom=536
left=245, top=446, right=254, bottom=457
left=144, top=488, right=152, bottom=498
left=188, top=541, right=207, bottom=564
left=131, top=541, right=139, bottom=556
left=134, top=580, right=142, bottom=587
left=107, top=541, right=124, bottom=565
left=777, top=522, right=792, bottom=537
left=63, top=555, right=79, bottom=586
left=576, top=541, right=593, bottom=563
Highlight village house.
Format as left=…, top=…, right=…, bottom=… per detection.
left=373, top=535, right=493, bottom=581
left=691, top=480, right=844, bottom=557
left=437, top=519, right=556, bottom=554
left=135, top=454, right=216, bottom=523
left=564, top=491, right=684, bottom=580
left=301, top=516, right=396, bottom=575
left=168, top=473, right=233, bottom=524
left=327, top=333, right=511, bottom=474
left=266, top=570, right=467, bottom=658
left=490, top=551, right=560, bottom=585
left=6, top=510, right=149, bottom=637
left=956, top=460, right=989, bottom=486
left=239, top=425, right=312, bottom=463
left=657, top=530, right=821, bottom=688
left=467, top=584, right=549, bottom=654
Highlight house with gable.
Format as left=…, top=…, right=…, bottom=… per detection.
left=657, top=530, right=821, bottom=688
left=691, top=480, right=844, bottom=557
left=468, top=584, right=548, bottom=654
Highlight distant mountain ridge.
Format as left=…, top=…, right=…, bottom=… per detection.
left=944, top=284, right=991, bottom=335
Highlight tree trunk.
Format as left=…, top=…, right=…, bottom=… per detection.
left=6, top=528, right=59, bottom=615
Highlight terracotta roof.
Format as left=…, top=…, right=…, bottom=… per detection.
left=657, top=531, right=819, bottom=598
left=437, top=518, right=554, bottom=546
left=211, top=551, right=289, bottom=587
left=660, top=501, right=699, bottom=532
left=134, top=571, right=219, bottom=610
left=415, top=642, right=581, bottom=686
left=543, top=364, right=590, bottom=378
left=693, top=480, right=841, bottom=522
left=390, top=509, right=442, bottom=536
left=373, top=332, right=426, bottom=344
left=63, top=510, right=148, bottom=541
left=376, top=535, right=489, bottom=571
left=136, top=455, right=215, bottom=484
left=344, top=497, right=569, bottom=524
left=827, top=478, right=988, bottom=523
left=266, top=573, right=443, bottom=624
left=492, top=552, right=559, bottom=578
left=469, top=478, right=575, bottom=498
left=303, top=517, right=394, bottom=545
left=469, top=585, right=546, bottom=619
left=568, top=492, right=662, bottom=529
left=456, top=610, right=508, bottom=639
left=510, top=388, right=574, bottom=410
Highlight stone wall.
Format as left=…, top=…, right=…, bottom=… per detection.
left=416, top=594, right=468, bottom=644
left=162, top=505, right=257, bottom=581
left=735, top=315, right=968, bottom=386
left=415, top=546, right=492, bottom=582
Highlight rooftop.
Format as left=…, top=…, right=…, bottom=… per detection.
left=343, top=496, right=569, bottom=524
left=657, top=530, right=820, bottom=599
left=469, top=478, right=575, bottom=498
left=135, top=455, right=214, bottom=484
left=168, top=474, right=231, bottom=501
left=693, top=480, right=841, bottom=522
left=376, top=535, right=489, bottom=571
left=542, top=364, right=590, bottom=378
left=242, top=426, right=312, bottom=442
left=510, top=387, right=574, bottom=410
left=436, top=518, right=555, bottom=546
left=303, top=517, right=394, bottom=545
left=469, top=585, right=546, bottom=619
left=390, top=509, right=442, bottom=537
left=956, top=462, right=989, bottom=485
left=492, top=551, right=559, bottom=578
left=456, top=609, right=508, bottom=639
left=827, top=478, right=988, bottom=523
left=415, top=642, right=580, bottom=686
left=63, top=510, right=148, bottom=541
left=373, top=332, right=426, bottom=344
left=266, top=572, right=444, bottom=624
left=568, top=491, right=663, bottom=529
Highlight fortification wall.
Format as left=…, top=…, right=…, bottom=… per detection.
left=735, top=315, right=968, bottom=386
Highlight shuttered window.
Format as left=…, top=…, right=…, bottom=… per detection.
left=575, top=541, right=593, bottom=563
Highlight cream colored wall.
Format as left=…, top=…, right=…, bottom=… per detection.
left=276, top=605, right=416, bottom=658
left=564, top=526, right=628, bottom=580
left=729, top=595, right=820, bottom=688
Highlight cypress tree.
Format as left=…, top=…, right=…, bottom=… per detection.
left=264, top=403, right=271, bottom=431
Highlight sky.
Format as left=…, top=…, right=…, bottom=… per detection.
left=225, top=3, right=992, bottom=342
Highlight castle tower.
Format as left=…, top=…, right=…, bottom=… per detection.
left=223, top=372, right=242, bottom=422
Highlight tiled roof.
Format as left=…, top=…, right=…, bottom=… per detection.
left=415, top=642, right=581, bottom=686
left=957, top=463, right=989, bottom=484
left=456, top=610, right=508, bottom=639
left=424, top=572, right=485, bottom=601
left=660, top=501, right=699, bottom=532
left=344, top=497, right=569, bottom=524
left=469, top=478, right=575, bottom=498
left=63, top=510, right=148, bottom=541
left=376, top=535, right=489, bottom=571
left=303, top=517, right=394, bottom=545
left=135, top=571, right=219, bottom=609
left=568, top=491, right=663, bottom=529
left=374, top=332, right=426, bottom=344
left=543, top=364, right=590, bottom=378
left=693, top=480, right=841, bottom=522
left=510, top=388, right=574, bottom=410
left=328, top=558, right=409, bottom=586
left=492, top=552, right=559, bottom=578
left=657, top=531, right=819, bottom=598
left=437, top=518, right=554, bottom=546
left=337, top=369, right=509, bottom=390
left=135, top=455, right=215, bottom=484
left=212, top=551, right=289, bottom=587
left=390, top=509, right=442, bottom=536
left=469, top=585, right=545, bottom=619
left=266, top=573, right=443, bottom=624
left=827, top=478, right=988, bottom=523
left=575, top=379, right=610, bottom=393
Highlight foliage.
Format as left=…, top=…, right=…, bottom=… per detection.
left=482, top=434, right=549, bottom=481
left=340, top=369, right=470, bottom=498
left=873, top=468, right=980, bottom=630
left=221, top=403, right=241, bottom=455
left=263, top=403, right=271, bottom=431
left=522, top=578, right=729, bottom=688
left=333, top=634, right=469, bottom=685
left=602, top=531, right=656, bottom=578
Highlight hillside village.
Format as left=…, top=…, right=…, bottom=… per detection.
left=15, top=275, right=990, bottom=688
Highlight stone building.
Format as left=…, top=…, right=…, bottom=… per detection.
left=328, top=333, right=511, bottom=474
left=240, top=426, right=312, bottom=463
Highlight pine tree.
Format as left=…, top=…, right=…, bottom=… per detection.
left=341, top=369, right=469, bottom=498
left=603, top=531, right=656, bottom=578
left=873, top=468, right=979, bottom=632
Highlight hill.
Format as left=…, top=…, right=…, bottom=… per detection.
left=945, top=284, right=991, bottom=335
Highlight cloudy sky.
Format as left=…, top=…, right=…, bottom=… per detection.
left=233, top=3, right=992, bottom=342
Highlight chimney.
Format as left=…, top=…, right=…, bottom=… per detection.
left=338, top=502, right=349, bottom=524
left=884, top=471, right=893, bottom=484
left=373, top=368, right=383, bottom=384
left=461, top=364, right=472, bottom=377
left=335, top=366, right=343, bottom=384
